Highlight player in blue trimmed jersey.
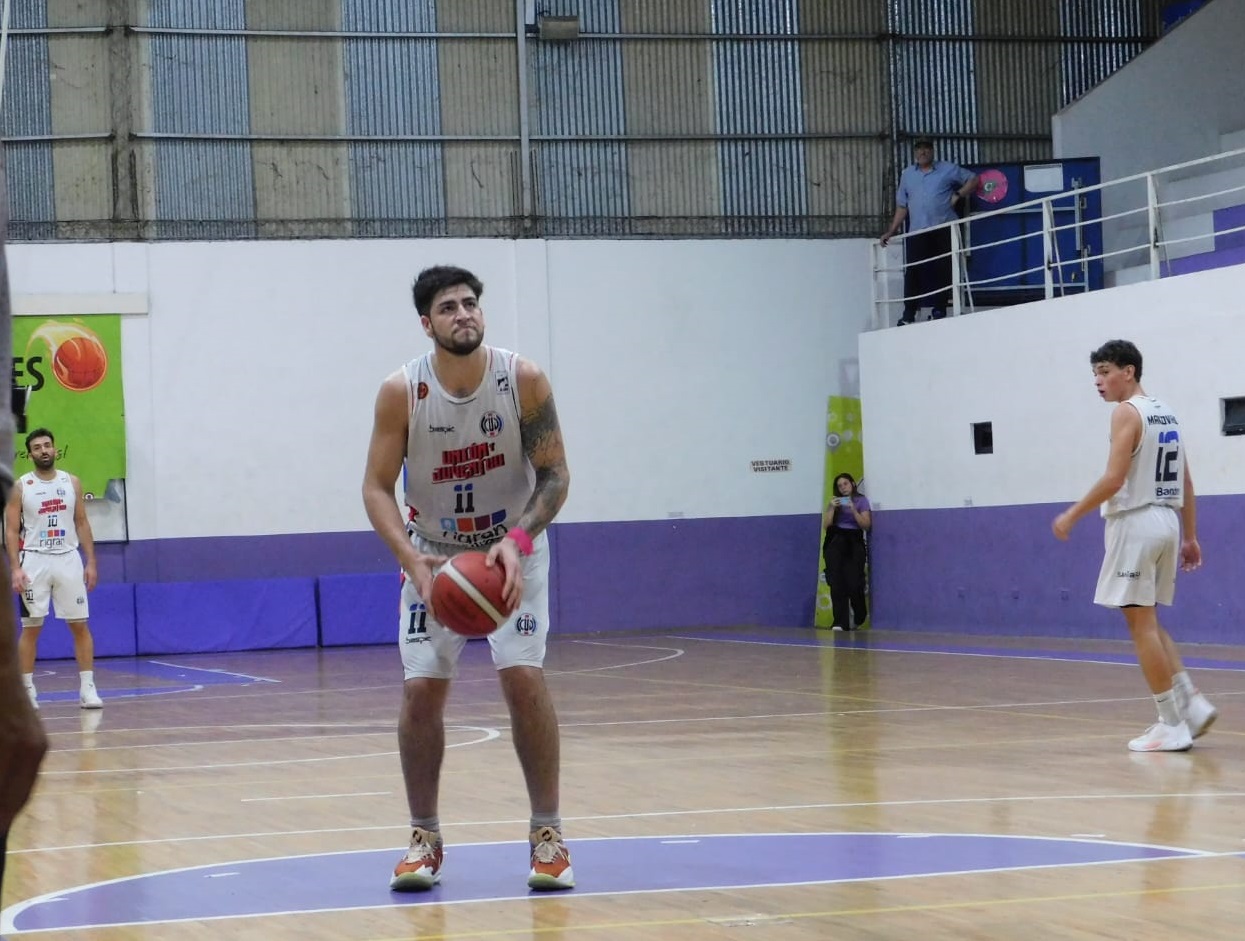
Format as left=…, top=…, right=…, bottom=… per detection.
left=1052, top=340, right=1217, bottom=752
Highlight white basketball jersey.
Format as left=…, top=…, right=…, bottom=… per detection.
left=20, top=469, right=79, bottom=553
left=1102, top=394, right=1184, bottom=518
left=402, top=346, right=536, bottom=548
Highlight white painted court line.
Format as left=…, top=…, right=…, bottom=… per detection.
left=240, top=791, right=390, bottom=803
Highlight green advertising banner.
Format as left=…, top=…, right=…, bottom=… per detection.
left=815, top=396, right=865, bottom=629
left=13, top=315, right=125, bottom=499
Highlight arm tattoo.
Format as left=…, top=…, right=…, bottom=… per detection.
left=517, top=392, right=569, bottom=537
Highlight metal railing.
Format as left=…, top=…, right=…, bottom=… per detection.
left=870, top=146, right=1245, bottom=329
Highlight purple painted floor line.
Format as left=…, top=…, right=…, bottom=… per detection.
left=670, top=632, right=1245, bottom=672
left=2, top=833, right=1203, bottom=933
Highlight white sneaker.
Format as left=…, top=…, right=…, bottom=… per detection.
left=1184, top=693, right=1218, bottom=739
left=80, top=682, right=104, bottom=709
left=1128, top=721, right=1192, bottom=752
left=26, top=685, right=38, bottom=710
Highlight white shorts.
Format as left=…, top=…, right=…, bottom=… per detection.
left=19, top=550, right=90, bottom=626
left=399, top=532, right=550, bottom=680
left=1094, top=505, right=1180, bottom=608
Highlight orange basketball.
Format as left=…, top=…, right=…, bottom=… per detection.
left=430, top=551, right=514, bottom=637
left=53, top=336, right=108, bottom=392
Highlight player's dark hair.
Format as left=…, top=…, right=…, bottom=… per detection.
left=412, top=266, right=484, bottom=319
left=1090, top=339, right=1142, bottom=381
left=25, top=427, right=54, bottom=450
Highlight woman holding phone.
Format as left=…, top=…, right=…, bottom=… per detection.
left=822, top=473, right=872, bottom=631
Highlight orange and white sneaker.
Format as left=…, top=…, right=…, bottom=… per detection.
left=528, top=826, right=574, bottom=890
left=390, top=827, right=443, bottom=891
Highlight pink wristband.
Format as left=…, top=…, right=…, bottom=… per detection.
left=505, top=527, right=534, bottom=556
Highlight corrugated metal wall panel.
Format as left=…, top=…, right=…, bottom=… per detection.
left=246, top=2, right=348, bottom=229
left=441, top=142, right=521, bottom=228
left=619, top=1, right=719, bottom=224
left=0, top=0, right=1169, bottom=240
left=3, top=1, right=54, bottom=233
left=145, top=0, right=245, bottom=29
left=623, top=0, right=710, bottom=33
left=435, top=0, right=516, bottom=224
left=343, top=0, right=445, bottom=226
left=145, top=0, right=254, bottom=235
left=805, top=139, right=891, bottom=235
left=435, top=0, right=513, bottom=33
left=799, top=0, right=887, bottom=33
left=890, top=0, right=980, bottom=166
left=1061, top=0, right=1149, bottom=105
left=47, top=33, right=111, bottom=225
left=712, top=0, right=807, bottom=219
left=531, top=0, right=629, bottom=220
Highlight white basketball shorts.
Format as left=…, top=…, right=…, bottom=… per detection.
left=1094, top=504, right=1180, bottom=608
left=19, top=550, right=90, bottom=625
left=399, top=532, right=551, bottom=680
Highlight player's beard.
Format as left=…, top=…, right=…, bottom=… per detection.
left=32, top=454, right=54, bottom=471
left=431, top=324, right=483, bottom=356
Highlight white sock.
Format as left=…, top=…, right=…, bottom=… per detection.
left=1172, top=670, right=1196, bottom=699
left=22, top=672, right=34, bottom=690
left=80, top=670, right=95, bottom=687
left=1154, top=689, right=1182, bottom=726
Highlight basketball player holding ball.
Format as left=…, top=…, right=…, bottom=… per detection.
left=362, top=265, right=573, bottom=892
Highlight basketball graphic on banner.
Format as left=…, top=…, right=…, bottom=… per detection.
left=977, top=169, right=1009, bottom=204
left=29, top=320, right=110, bottom=392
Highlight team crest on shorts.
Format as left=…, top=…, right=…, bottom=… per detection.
left=516, top=613, right=538, bottom=636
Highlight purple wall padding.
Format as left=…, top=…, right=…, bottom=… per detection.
left=870, top=496, right=1245, bottom=643
left=1213, top=204, right=1245, bottom=251
left=13, top=583, right=137, bottom=661
left=552, top=515, right=821, bottom=632
left=318, top=571, right=400, bottom=647
left=135, top=578, right=318, bottom=654
left=113, top=531, right=393, bottom=583
left=1165, top=243, right=1245, bottom=276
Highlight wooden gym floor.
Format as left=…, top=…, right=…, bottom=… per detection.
left=2, top=627, right=1243, bottom=940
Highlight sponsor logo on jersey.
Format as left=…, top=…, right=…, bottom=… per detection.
left=432, top=442, right=506, bottom=483
left=438, top=523, right=508, bottom=548
left=440, top=510, right=507, bottom=534
left=1155, top=486, right=1180, bottom=499
left=428, top=424, right=456, bottom=433
left=480, top=411, right=504, bottom=438
left=516, top=613, right=538, bottom=636
left=1115, top=570, right=1141, bottom=579
left=417, top=381, right=429, bottom=400
left=495, top=372, right=510, bottom=394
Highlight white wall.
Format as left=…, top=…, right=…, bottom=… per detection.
left=1052, top=0, right=1245, bottom=179
left=7, top=237, right=873, bottom=539
left=859, top=263, right=1245, bottom=511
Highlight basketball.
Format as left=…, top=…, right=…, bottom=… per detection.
left=430, top=551, right=514, bottom=637
left=53, top=335, right=109, bottom=391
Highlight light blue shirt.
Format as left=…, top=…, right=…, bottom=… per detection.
left=896, top=161, right=975, bottom=232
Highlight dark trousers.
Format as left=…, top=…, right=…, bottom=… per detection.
left=824, top=529, right=868, bottom=628
left=903, top=227, right=953, bottom=317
